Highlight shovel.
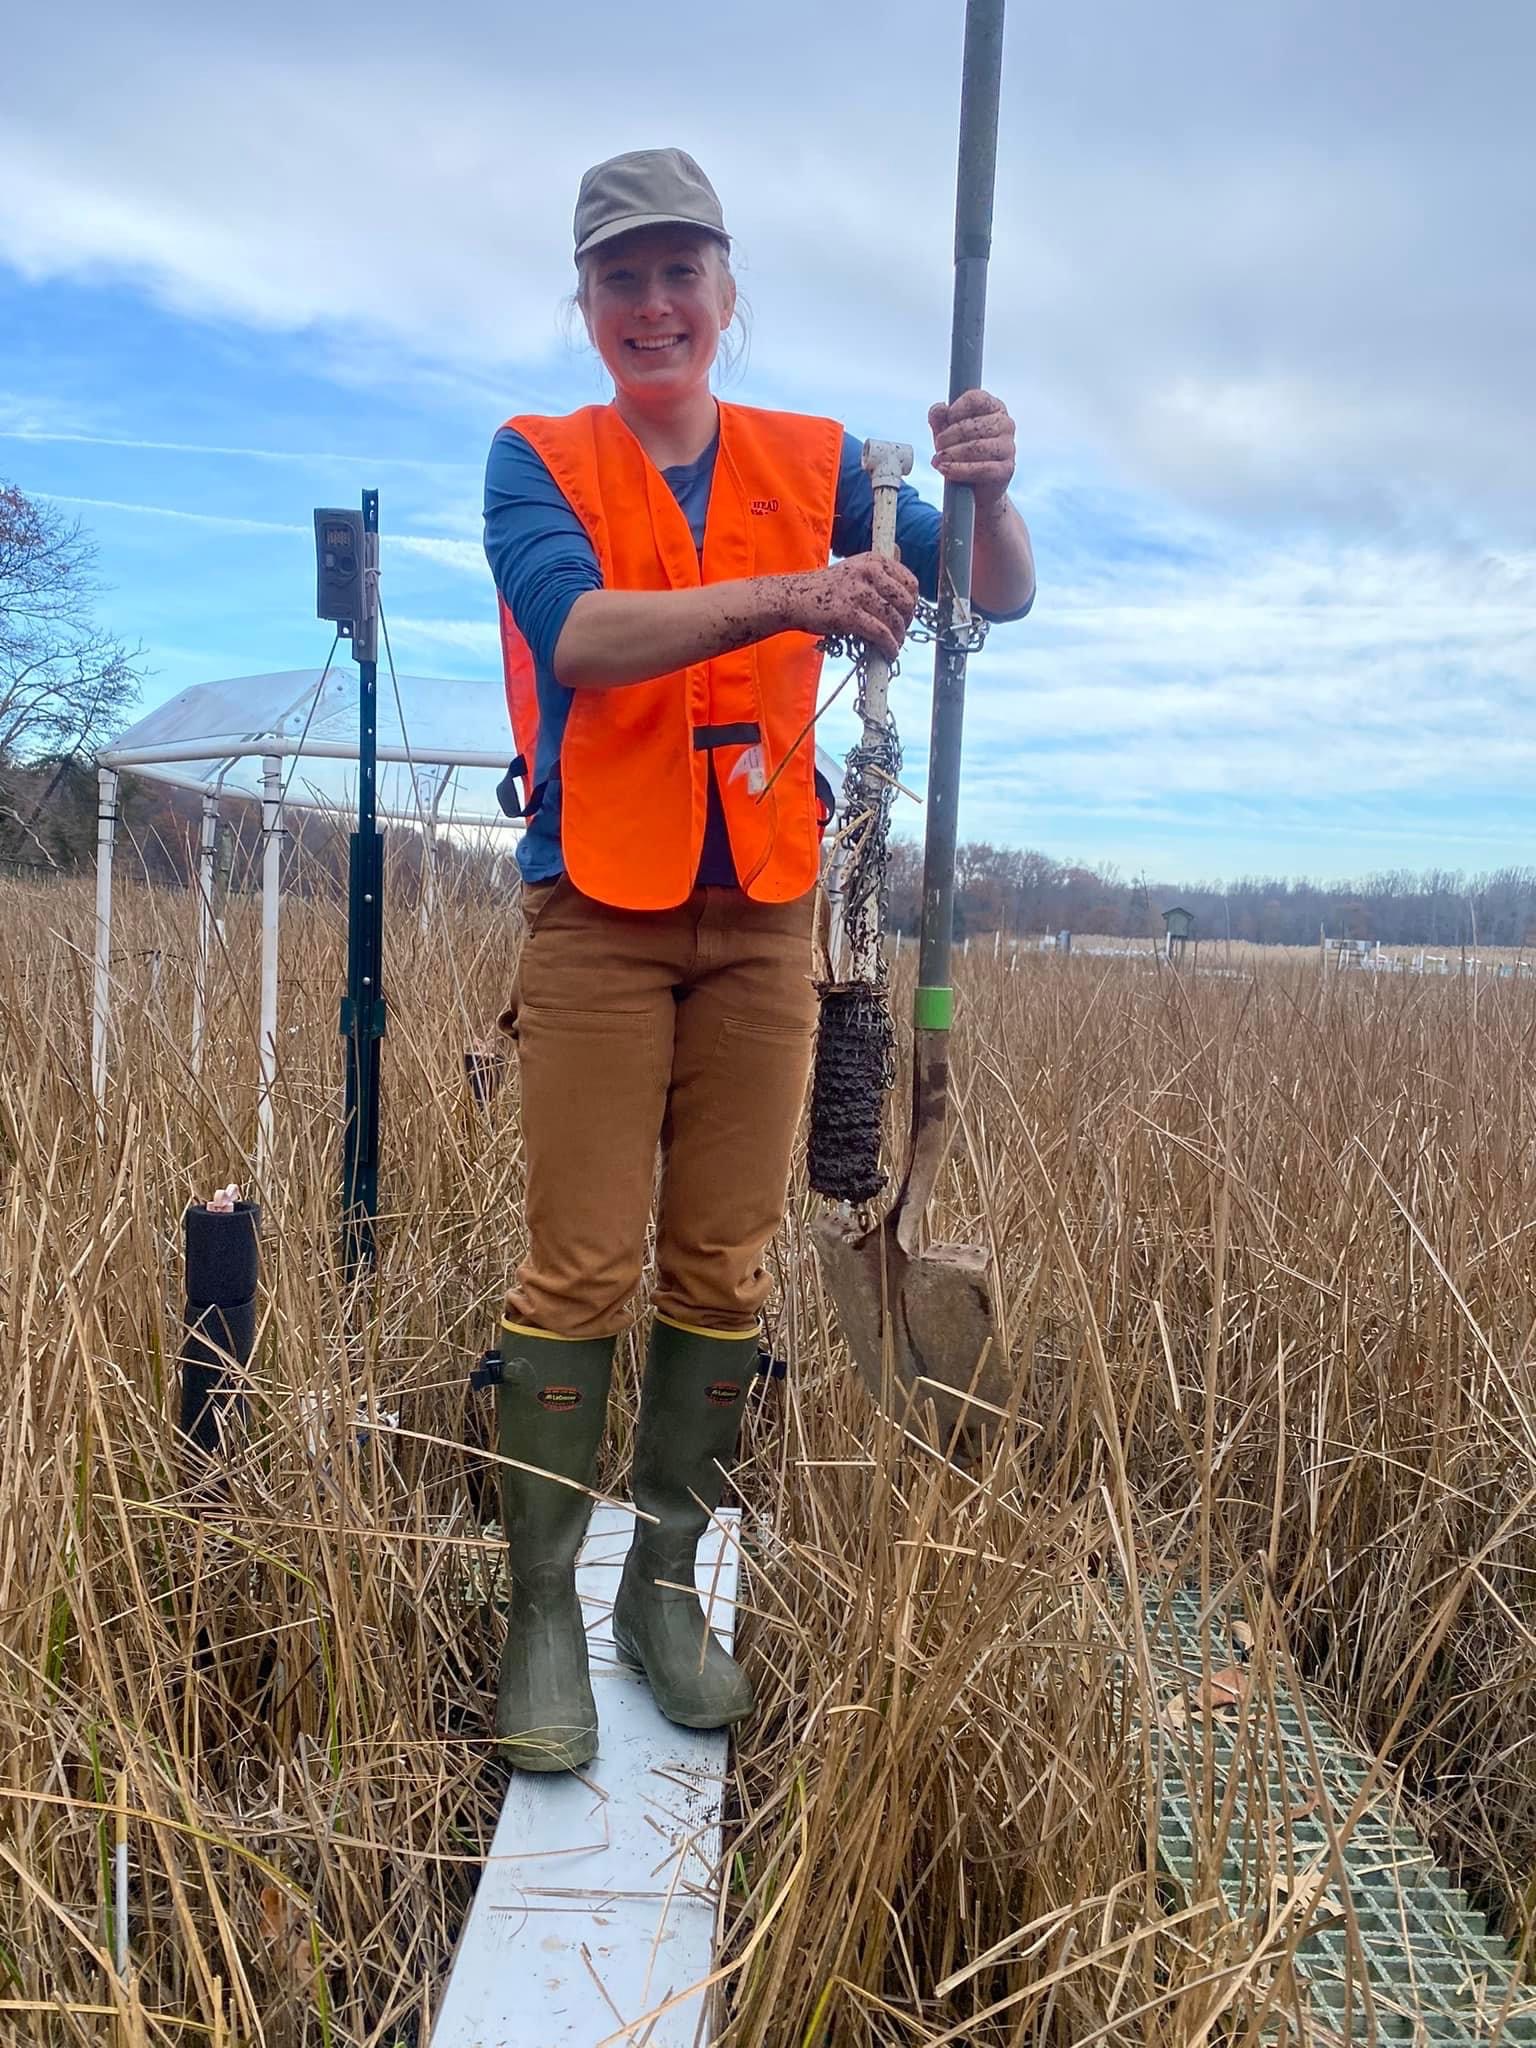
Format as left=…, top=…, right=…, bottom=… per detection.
left=813, top=0, right=1011, bottom=1449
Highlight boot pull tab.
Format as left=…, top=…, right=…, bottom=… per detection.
left=469, top=1348, right=503, bottom=1391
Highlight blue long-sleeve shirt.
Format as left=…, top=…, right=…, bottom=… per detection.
left=483, top=420, right=1022, bottom=884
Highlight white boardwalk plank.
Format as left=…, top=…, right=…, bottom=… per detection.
left=432, top=1505, right=743, bottom=2048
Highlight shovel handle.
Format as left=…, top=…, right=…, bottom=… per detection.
left=896, top=0, right=1006, bottom=1252
left=858, top=439, right=914, bottom=736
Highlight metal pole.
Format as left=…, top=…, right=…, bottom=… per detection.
left=91, top=767, right=118, bottom=1114
left=342, top=488, right=385, bottom=1273
left=915, top=0, right=1006, bottom=1021
left=893, top=0, right=1006, bottom=1250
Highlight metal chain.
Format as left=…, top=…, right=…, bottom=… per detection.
left=817, top=603, right=989, bottom=996
left=807, top=603, right=990, bottom=1208
left=818, top=601, right=990, bottom=668
left=908, top=595, right=991, bottom=653
left=809, top=635, right=900, bottom=1204
left=822, top=603, right=988, bottom=957
left=839, top=652, right=902, bottom=995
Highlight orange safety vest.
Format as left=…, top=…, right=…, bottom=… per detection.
left=496, top=401, right=844, bottom=911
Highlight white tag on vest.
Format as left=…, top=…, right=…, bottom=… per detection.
left=729, top=744, right=767, bottom=796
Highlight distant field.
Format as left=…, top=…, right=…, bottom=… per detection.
left=968, top=930, right=1536, bottom=970
left=3, top=864, right=1534, bottom=2044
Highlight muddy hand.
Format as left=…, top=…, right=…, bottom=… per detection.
left=929, top=389, right=1016, bottom=508
left=781, top=554, right=919, bottom=664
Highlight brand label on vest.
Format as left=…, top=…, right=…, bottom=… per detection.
left=750, top=497, right=780, bottom=515
left=706, top=1381, right=743, bottom=1407
left=538, top=1386, right=583, bottom=1411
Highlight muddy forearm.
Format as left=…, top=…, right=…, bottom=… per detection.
left=552, top=580, right=793, bottom=689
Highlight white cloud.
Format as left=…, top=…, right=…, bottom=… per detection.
left=6, top=0, right=1533, bottom=873
left=386, top=615, right=500, bottom=659
left=36, top=483, right=1534, bottom=841
left=887, top=525, right=1536, bottom=822
left=388, top=536, right=485, bottom=577
left=2, top=1, right=1532, bottom=535
left=34, top=493, right=309, bottom=539
left=0, top=423, right=463, bottom=471
left=36, top=492, right=489, bottom=577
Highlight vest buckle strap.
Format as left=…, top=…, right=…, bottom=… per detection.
left=496, top=754, right=548, bottom=821
left=693, top=722, right=762, bottom=751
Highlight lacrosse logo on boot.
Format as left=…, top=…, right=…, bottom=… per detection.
left=538, top=1386, right=584, bottom=1411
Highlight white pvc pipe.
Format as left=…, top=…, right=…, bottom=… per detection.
left=114, top=1832, right=129, bottom=1976
left=258, top=755, right=282, bottom=1181
left=100, top=736, right=511, bottom=771
left=191, top=791, right=220, bottom=1077
left=113, top=1773, right=129, bottom=1980
left=418, top=764, right=452, bottom=936
left=857, top=443, right=908, bottom=734
left=91, top=768, right=118, bottom=1112
left=84, top=751, right=517, bottom=827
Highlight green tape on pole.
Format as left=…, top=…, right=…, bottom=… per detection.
left=914, top=985, right=954, bottom=1032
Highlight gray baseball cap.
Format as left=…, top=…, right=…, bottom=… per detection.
left=573, top=148, right=730, bottom=261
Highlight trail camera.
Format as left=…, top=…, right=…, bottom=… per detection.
left=314, top=506, right=378, bottom=661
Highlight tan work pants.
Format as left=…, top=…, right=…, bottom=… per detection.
left=499, top=878, right=818, bottom=1339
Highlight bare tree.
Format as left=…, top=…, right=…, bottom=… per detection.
left=0, top=483, right=141, bottom=765
left=0, top=482, right=143, bottom=866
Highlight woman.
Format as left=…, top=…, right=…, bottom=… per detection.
left=483, top=147, right=1034, bottom=1773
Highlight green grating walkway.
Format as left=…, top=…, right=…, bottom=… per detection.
left=1145, top=1586, right=1536, bottom=2044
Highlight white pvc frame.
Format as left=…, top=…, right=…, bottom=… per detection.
left=91, top=734, right=517, bottom=1184
left=258, top=753, right=282, bottom=1172
left=189, top=786, right=222, bottom=1080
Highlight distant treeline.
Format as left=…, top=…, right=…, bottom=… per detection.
left=880, top=839, right=1536, bottom=950
left=4, top=759, right=1534, bottom=951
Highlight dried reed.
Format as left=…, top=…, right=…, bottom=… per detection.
left=2, top=849, right=1534, bottom=2045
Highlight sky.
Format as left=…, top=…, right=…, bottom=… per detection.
left=1, top=0, right=1533, bottom=884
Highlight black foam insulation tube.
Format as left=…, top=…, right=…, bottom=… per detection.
left=178, top=1200, right=260, bottom=1457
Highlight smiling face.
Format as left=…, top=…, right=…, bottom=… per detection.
left=579, top=225, right=737, bottom=406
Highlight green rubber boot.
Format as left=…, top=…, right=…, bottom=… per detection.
left=612, top=1317, right=756, bottom=1730
left=493, top=1324, right=615, bottom=1772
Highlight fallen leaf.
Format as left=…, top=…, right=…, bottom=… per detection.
left=1229, top=1618, right=1255, bottom=1654
left=256, top=1886, right=296, bottom=1944
left=1202, top=1666, right=1248, bottom=1713
left=256, top=1886, right=309, bottom=1985
left=1161, top=1666, right=1249, bottom=1731
left=1136, top=1548, right=1184, bottom=1582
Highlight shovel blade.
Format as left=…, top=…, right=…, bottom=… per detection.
left=812, top=1211, right=1009, bottom=1451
